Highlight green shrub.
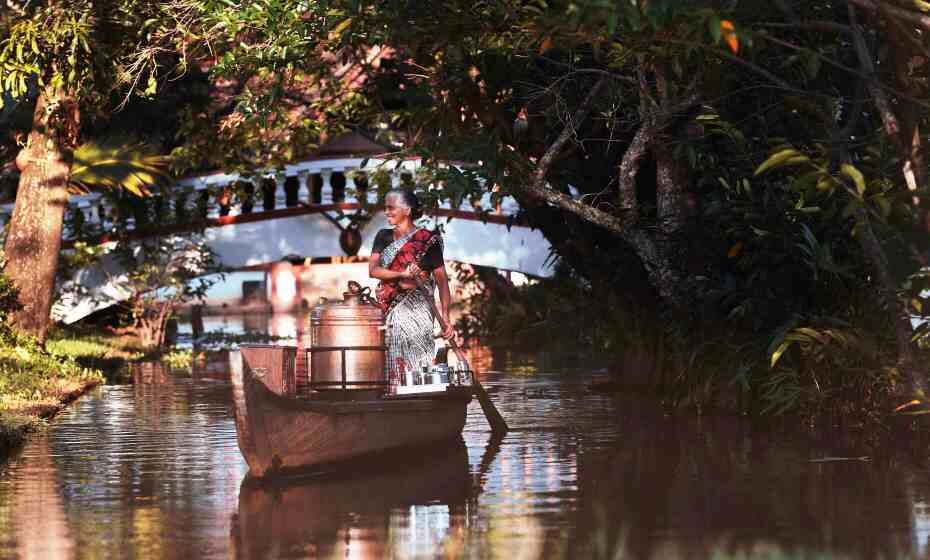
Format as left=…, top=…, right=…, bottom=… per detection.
left=163, top=348, right=194, bottom=369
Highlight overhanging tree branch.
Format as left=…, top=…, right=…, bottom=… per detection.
left=517, top=74, right=684, bottom=304
left=524, top=76, right=626, bottom=232
left=848, top=0, right=930, bottom=30
left=848, top=4, right=918, bottom=194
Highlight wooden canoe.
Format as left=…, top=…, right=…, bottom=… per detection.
left=232, top=344, right=473, bottom=477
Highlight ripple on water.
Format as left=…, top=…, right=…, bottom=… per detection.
left=0, top=361, right=928, bottom=558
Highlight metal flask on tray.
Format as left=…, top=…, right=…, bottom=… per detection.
left=309, top=282, right=386, bottom=391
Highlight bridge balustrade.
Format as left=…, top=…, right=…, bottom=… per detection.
left=0, top=157, right=520, bottom=242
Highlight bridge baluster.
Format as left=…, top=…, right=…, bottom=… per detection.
left=310, top=174, right=322, bottom=203
left=227, top=180, right=248, bottom=216
left=297, top=172, right=310, bottom=205
left=257, top=178, right=273, bottom=211
left=351, top=171, right=370, bottom=205
left=274, top=175, right=286, bottom=209
left=320, top=170, right=333, bottom=204
left=284, top=176, right=299, bottom=207
left=96, top=201, right=109, bottom=231
left=74, top=200, right=93, bottom=235
left=331, top=171, right=346, bottom=203
left=217, top=184, right=232, bottom=217
left=76, top=195, right=98, bottom=229
left=153, top=195, right=167, bottom=223
left=345, top=172, right=358, bottom=204
left=205, top=188, right=220, bottom=219
left=174, top=188, right=190, bottom=223
left=196, top=189, right=210, bottom=219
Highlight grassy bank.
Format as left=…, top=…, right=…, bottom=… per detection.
left=0, top=328, right=141, bottom=454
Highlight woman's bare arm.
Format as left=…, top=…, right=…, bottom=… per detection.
left=369, top=253, right=411, bottom=281
left=433, top=264, right=454, bottom=338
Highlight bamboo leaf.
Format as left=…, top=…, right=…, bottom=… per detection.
left=708, top=14, right=721, bottom=43
left=840, top=163, right=866, bottom=195
left=329, top=17, right=353, bottom=41
left=817, top=176, right=836, bottom=192
left=754, top=148, right=801, bottom=176
left=770, top=340, right=792, bottom=368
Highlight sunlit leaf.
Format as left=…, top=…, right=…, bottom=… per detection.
left=770, top=340, right=791, bottom=368
left=70, top=137, right=169, bottom=197
left=539, top=36, right=553, bottom=54
left=817, top=174, right=840, bottom=191
left=754, top=148, right=802, bottom=175
left=894, top=399, right=923, bottom=413
left=328, top=17, right=353, bottom=41
left=727, top=241, right=743, bottom=258
left=720, top=20, right=738, bottom=54
left=840, top=163, right=866, bottom=195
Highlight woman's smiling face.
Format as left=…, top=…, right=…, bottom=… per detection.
left=384, top=193, right=410, bottom=226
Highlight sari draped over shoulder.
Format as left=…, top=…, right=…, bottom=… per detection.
left=375, top=227, right=442, bottom=382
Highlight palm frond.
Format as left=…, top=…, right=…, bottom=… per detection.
left=69, top=137, right=170, bottom=197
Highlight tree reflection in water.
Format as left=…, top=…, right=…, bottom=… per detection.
left=6, top=434, right=75, bottom=559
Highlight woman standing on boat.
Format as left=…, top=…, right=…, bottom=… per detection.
left=369, top=189, right=455, bottom=382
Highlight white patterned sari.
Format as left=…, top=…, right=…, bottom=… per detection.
left=379, top=229, right=438, bottom=381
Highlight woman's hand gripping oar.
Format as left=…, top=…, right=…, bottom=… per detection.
left=407, top=267, right=509, bottom=435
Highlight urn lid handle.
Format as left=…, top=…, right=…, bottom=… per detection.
left=343, top=280, right=375, bottom=305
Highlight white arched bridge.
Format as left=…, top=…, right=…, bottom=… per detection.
left=0, top=150, right=553, bottom=323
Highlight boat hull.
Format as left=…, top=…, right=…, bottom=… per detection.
left=232, top=345, right=472, bottom=477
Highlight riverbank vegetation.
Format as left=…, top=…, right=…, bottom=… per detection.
left=2, top=1, right=930, bottom=421
left=0, top=287, right=110, bottom=453
left=455, top=264, right=906, bottom=420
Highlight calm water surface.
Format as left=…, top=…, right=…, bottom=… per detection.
left=1, top=337, right=930, bottom=558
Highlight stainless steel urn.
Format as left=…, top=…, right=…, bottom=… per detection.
left=308, top=283, right=385, bottom=390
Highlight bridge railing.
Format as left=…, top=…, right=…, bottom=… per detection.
left=0, top=157, right=519, bottom=241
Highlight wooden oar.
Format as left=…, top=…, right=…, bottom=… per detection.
left=413, top=278, right=509, bottom=435
left=445, top=335, right=509, bottom=435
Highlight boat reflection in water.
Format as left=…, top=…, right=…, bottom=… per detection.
left=231, top=438, right=471, bottom=559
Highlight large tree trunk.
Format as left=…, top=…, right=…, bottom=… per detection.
left=135, top=300, right=175, bottom=350
left=655, top=149, right=688, bottom=239
left=5, top=88, right=79, bottom=344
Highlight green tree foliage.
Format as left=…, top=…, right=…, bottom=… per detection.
left=110, top=234, right=223, bottom=350
left=165, top=0, right=359, bottom=174
left=6, top=0, right=930, bottom=414
left=68, top=137, right=169, bottom=197
left=293, top=0, right=930, bottom=414
left=0, top=0, right=199, bottom=342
